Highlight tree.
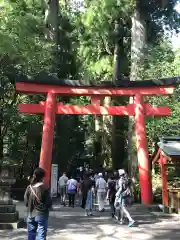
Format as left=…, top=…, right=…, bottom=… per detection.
left=127, top=0, right=180, bottom=178
left=143, top=41, right=180, bottom=152
left=0, top=0, right=53, bottom=162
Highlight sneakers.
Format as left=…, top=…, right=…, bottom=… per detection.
left=119, top=219, right=124, bottom=225
left=85, top=211, right=93, bottom=216
left=99, top=208, right=105, bottom=212
left=128, top=220, right=135, bottom=227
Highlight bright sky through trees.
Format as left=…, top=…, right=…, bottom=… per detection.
left=171, top=1, right=180, bottom=49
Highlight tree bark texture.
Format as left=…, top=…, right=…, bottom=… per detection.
left=128, top=1, right=146, bottom=178
left=44, top=0, right=59, bottom=72
left=112, top=19, right=129, bottom=170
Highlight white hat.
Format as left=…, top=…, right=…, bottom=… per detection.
left=118, top=169, right=125, bottom=176
left=98, top=173, right=103, bottom=177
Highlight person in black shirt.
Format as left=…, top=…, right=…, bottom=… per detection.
left=106, top=175, right=116, bottom=218
left=80, top=173, right=94, bottom=216
left=24, top=168, right=52, bottom=240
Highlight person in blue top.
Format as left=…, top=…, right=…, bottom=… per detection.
left=67, top=175, right=78, bottom=207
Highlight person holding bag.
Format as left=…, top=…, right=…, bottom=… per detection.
left=24, top=168, right=52, bottom=240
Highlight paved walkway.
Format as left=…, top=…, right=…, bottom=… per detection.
left=0, top=202, right=180, bottom=239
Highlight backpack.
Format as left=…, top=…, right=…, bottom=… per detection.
left=119, top=177, right=132, bottom=198
left=68, top=180, right=76, bottom=192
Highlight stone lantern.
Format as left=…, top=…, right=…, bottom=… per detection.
left=0, top=162, right=20, bottom=229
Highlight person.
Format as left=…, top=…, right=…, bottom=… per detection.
left=67, top=175, right=78, bottom=207
left=115, top=169, right=135, bottom=227
left=104, top=171, right=108, bottom=182
left=58, top=172, right=68, bottom=206
left=106, top=174, right=116, bottom=218
left=94, top=172, right=99, bottom=182
left=81, top=173, right=94, bottom=216
left=96, top=173, right=107, bottom=212
left=24, top=168, right=52, bottom=240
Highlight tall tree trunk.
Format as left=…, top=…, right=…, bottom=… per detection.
left=100, top=20, right=122, bottom=169
left=113, top=20, right=123, bottom=81
left=112, top=20, right=129, bottom=170
left=0, top=116, right=3, bottom=160
left=44, top=0, right=59, bottom=72
left=128, top=0, right=146, bottom=178
left=101, top=97, right=112, bottom=168
left=93, top=115, right=103, bottom=168
left=0, top=123, right=3, bottom=160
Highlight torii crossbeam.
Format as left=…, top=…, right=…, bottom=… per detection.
left=16, top=75, right=180, bottom=205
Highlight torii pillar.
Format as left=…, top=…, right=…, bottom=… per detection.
left=39, top=91, right=56, bottom=186
left=135, top=94, right=152, bottom=204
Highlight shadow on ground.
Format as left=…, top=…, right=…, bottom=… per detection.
left=0, top=205, right=179, bottom=239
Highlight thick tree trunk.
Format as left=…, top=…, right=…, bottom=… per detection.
left=0, top=132, right=3, bottom=160
left=0, top=106, right=3, bottom=159
left=100, top=20, right=122, bottom=169
left=93, top=115, right=103, bottom=167
left=113, top=20, right=123, bottom=81
left=44, top=0, right=59, bottom=72
left=112, top=20, right=129, bottom=170
left=128, top=1, right=146, bottom=178
left=44, top=0, right=59, bottom=42
left=101, top=97, right=112, bottom=168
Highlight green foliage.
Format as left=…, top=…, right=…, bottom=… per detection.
left=0, top=0, right=90, bottom=174
left=0, top=1, right=52, bottom=172
left=1, top=0, right=180, bottom=176
left=141, top=40, right=180, bottom=152
left=0, top=1, right=53, bottom=73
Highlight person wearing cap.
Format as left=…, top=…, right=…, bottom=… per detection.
left=24, top=168, right=52, bottom=240
left=115, top=169, right=135, bottom=227
left=95, top=173, right=107, bottom=212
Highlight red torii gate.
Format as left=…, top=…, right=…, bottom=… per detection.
left=16, top=76, right=180, bottom=205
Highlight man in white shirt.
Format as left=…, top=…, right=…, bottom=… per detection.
left=96, top=173, right=107, bottom=212
left=58, top=172, right=68, bottom=205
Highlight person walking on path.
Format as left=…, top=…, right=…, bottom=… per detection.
left=24, top=168, right=52, bottom=240
left=81, top=173, right=94, bottom=216
left=96, top=173, right=107, bottom=212
left=106, top=174, right=116, bottom=218
left=58, top=172, right=68, bottom=206
left=67, top=176, right=78, bottom=207
left=115, top=169, right=135, bottom=227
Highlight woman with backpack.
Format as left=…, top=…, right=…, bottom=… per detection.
left=115, top=169, right=135, bottom=227
left=67, top=175, right=78, bottom=207
left=24, top=168, right=52, bottom=240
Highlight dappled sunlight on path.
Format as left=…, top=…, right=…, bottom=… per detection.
left=0, top=202, right=180, bottom=239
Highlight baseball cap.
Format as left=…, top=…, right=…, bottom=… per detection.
left=118, top=169, right=125, bottom=176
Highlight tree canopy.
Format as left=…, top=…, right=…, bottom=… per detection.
left=0, top=0, right=180, bottom=178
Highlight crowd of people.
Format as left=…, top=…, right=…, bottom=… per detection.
left=24, top=167, right=135, bottom=240
left=58, top=169, right=135, bottom=226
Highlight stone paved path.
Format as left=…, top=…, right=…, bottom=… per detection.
left=0, top=202, right=180, bottom=239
